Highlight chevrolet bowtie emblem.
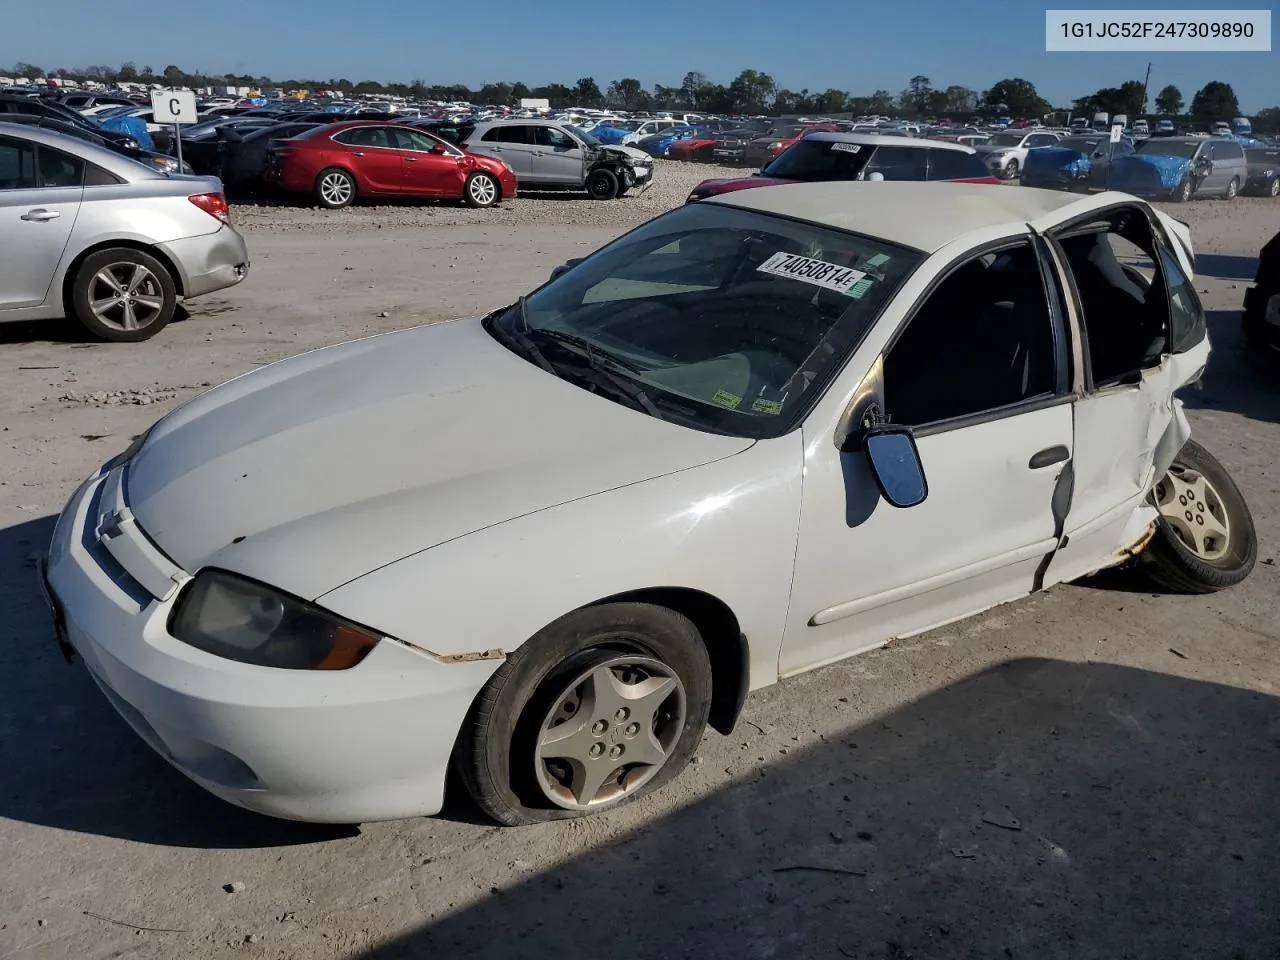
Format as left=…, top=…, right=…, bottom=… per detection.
left=98, top=510, right=126, bottom=541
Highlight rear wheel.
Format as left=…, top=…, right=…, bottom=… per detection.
left=69, top=248, right=176, bottom=342
left=586, top=167, right=619, bottom=200
left=315, top=168, right=356, bottom=208
left=1142, top=440, right=1256, bottom=593
left=1269, top=178, right=1280, bottom=198
left=456, top=602, right=712, bottom=826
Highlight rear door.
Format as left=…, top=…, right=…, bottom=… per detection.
left=862, top=146, right=928, bottom=181
left=471, top=125, right=533, bottom=178
left=531, top=125, right=584, bottom=186
left=926, top=147, right=994, bottom=182
left=0, top=135, right=82, bottom=310
left=331, top=127, right=405, bottom=191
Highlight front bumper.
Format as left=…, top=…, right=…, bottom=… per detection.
left=158, top=225, right=250, bottom=299
left=42, top=466, right=499, bottom=823
left=712, top=146, right=746, bottom=163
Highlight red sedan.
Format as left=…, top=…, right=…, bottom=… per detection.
left=667, top=134, right=719, bottom=162
left=265, top=121, right=517, bottom=209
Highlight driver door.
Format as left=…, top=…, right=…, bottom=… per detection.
left=531, top=126, right=585, bottom=186
left=780, top=237, right=1074, bottom=677
left=392, top=128, right=462, bottom=196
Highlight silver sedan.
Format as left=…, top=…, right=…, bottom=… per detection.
left=0, top=121, right=250, bottom=341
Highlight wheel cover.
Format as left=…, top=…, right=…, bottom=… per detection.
left=1227, top=179, right=1238, bottom=198
left=534, top=654, right=686, bottom=811
left=320, top=172, right=352, bottom=205
left=87, top=263, right=164, bottom=331
left=469, top=176, right=496, bottom=204
left=1270, top=179, right=1279, bottom=197
left=1154, top=465, right=1231, bottom=560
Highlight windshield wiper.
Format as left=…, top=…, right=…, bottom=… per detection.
left=488, top=298, right=556, bottom=375
left=529, top=327, right=645, bottom=373
left=526, top=327, right=664, bottom=420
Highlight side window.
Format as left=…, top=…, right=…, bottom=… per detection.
left=1220, top=141, right=1244, bottom=160
left=37, top=146, right=84, bottom=188
left=1055, top=213, right=1171, bottom=387
left=492, top=125, right=530, bottom=144
left=392, top=129, right=441, bottom=152
left=1156, top=245, right=1205, bottom=353
left=534, top=126, right=576, bottom=149
left=928, top=149, right=989, bottom=180
left=0, top=136, right=38, bottom=189
left=864, top=146, right=928, bottom=181
left=883, top=240, right=1057, bottom=427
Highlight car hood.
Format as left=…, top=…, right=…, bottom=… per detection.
left=1024, top=146, right=1089, bottom=169
left=596, top=143, right=650, bottom=164
left=125, top=318, right=753, bottom=600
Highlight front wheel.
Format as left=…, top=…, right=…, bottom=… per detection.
left=1171, top=177, right=1193, bottom=202
left=463, top=172, right=499, bottom=208
left=586, top=167, right=619, bottom=200
left=456, top=602, right=712, bottom=826
left=1004, top=159, right=1020, bottom=180
left=69, top=247, right=176, bottom=342
left=1141, top=439, right=1257, bottom=593
left=1269, top=178, right=1280, bottom=198
left=1224, top=177, right=1239, bottom=200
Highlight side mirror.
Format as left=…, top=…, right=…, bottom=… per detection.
left=550, top=257, right=584, bottom=281
left=864, top=427, right=928, bottom=508
left=430, top=142, right=447, bottom=154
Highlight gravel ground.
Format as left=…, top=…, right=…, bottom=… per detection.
left=1, top=187, right=1278, bottom=960
left=230, top=158, right=752, bottom=232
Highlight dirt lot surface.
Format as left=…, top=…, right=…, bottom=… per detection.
left=1, top=175, right=1278, bottom=960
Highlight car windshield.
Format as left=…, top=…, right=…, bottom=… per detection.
left=566, top=125, right=602, bottom=146
left=605, top=120, right=641, bottom=131
left=486, top=202, right=920, bottom=439
left=760, top=139, right=872, bottom=181
left=1136, top=139, right=1199, bottom=159
left=770, top=125, right=806, bottom=139
left=989, top=132, right=1024, bottom=146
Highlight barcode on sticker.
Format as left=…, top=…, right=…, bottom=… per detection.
left=757, top=252, right=867, bottom=294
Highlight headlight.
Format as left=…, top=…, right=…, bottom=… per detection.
left=123, top=138, right=140, bottom=149
left=170, top=569, right=381, bottom=670
left=103, top=428, right=151, bottom=473
left=150, top=156, right=180, bottom=173
left=768, top=141, right=781, bottom=150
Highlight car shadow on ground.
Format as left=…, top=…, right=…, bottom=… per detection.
left=0, top=306, right=193, bottom=346
left=358, top=657, right=1280, bottom=960
left=0, top=514, right=356, bottom=848
left=1194, top=253, right=1259, bottom=282
left=1180, top=310, right=1280, bottom=424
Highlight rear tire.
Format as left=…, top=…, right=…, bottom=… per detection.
left=69, top=248, right=176, bottom=342
left=1141, top=439, right=1256, bottom=593
left=586, top=167, right=619, bottom=200
left=456, top=602, right=712, bottom=826
left=315, top=168, right=356, bottom=209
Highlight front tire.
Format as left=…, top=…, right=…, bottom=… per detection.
left=1141, top=440, right=1257, bottom=593
left=463, top=172, right=499, bottom=208
left=1172, top=177, right=1192, bottom=202
left=1004, top=159, right=1020, bottom=180
left=586, top=167, right=619, bottom=200
left=1269, top=178, right=1280, bottom=198
left=1224, top=177, right=1239, bottom=200
left=456, top=602, right=712, bottom=826
left=69, top=248, right=176, bottom=342
left=315, top=168, right=356, bottom=209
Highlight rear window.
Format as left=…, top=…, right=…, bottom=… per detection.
left=761, top=139, right=871, bottom=181
left=482, top=125, right=529, bottom=143
left=927, top=149, right=990, bottom=180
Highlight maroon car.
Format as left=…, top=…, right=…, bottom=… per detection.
left=689, top=133, right=999, bottom=202
left=265, top=120, right=518, bottom=209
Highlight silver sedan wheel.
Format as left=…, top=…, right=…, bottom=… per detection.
left=87, top=263, right=165, bottom=332
left=534, top=654, right=686, bottom=811
left=319, top=172, right=353, bottom=206
left=468, top=175, right=496, bottom=206
left=1154, top=464, right=1231, bottom=560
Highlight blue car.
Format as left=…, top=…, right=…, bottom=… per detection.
left=97, top=113, right=153, bottom=152
left=635, top=124, right=718, bottom=158
left=589, top=121, right=642, bottom=145
left=1020, top=135, right=1133, bottom=191
left=1109, top=136, right=1247, bottom=201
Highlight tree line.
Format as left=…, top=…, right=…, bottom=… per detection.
left=8, top=61, right=1276, bottom=128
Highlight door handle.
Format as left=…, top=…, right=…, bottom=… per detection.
left=351, top=151, right=364, bottom=157
left=405, top=156, right=417, bottom=162
left=21, top=209, right=61, bottom=222
left=1028, top=445, right=1070, bottom=469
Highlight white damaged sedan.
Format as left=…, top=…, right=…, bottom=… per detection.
left=42, top=183, right=1256, bottom=826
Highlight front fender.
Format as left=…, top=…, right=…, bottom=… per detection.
left=317, top=434, right=803, bottom=691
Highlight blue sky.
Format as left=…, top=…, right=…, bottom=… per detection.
left=8, top=0, right=1276, bottom=111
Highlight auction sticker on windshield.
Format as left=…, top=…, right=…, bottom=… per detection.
left=757, top=252, right=867, bottom=294
left=830, top=142, right=861, bottom=154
